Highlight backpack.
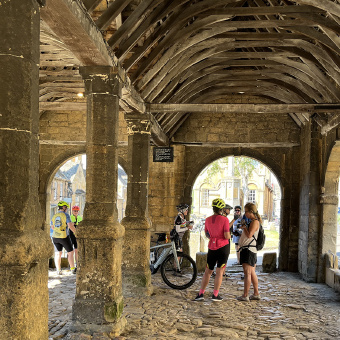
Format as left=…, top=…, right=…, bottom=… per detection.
left=52, top=212, right=67, bottom=238
left=253, top=224, right=265, bottom=251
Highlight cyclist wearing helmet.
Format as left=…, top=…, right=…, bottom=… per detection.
left=172, top=203, right=194, bottom=251
left=70, top=205, right=82, bottom=266
left=51, top=201, right=77, bottom=275
left=194, top=198, right=230, bottom=302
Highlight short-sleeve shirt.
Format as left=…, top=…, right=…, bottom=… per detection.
left=174, top=213, right=188, bottom=239
left=205, top=214, right=230, bottom=250
left=51, top=210, right=71, bottom=238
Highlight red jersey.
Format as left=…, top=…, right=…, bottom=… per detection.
left=205, top=214, right=230, bottom=250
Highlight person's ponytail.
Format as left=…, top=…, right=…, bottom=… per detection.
left=255, top=211, right=262, bottom=224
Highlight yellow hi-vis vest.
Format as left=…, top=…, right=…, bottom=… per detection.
left=70, top=214, right=82, bottom=226
left=52, top=212, right=67, bottom=238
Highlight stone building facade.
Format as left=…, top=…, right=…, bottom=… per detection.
left=1, top=0, right=340, bottom=339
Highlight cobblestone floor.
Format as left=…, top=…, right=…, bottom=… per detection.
left=49, top=267, right=340, bottom=340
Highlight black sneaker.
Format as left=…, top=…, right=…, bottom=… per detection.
left=212, top=294, right=223, bottom=302
left=194, top=293, right=204, bottom=301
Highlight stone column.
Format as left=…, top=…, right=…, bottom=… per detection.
left=121, top=114, right=152, bottom=295
left=0, top=0, right=52, bottom=339
left=298, top=120, right=322, bottom=282
left=72, top=66, right=126, bottom=335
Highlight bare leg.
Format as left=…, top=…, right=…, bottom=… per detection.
left=236, top=244, right=240, bottom=264
left=242, top=263, right=252, bottom=297
left=213, top=267, right=225, bottom=292
left=67, top=250, right=75, bottom=269
left=55, top=251, right=62, bottom=271
left=200, top=267, right=213, bottom=291
left=74, top=249, right=78, bottom=265
left=250, top=264, right=259, bottom=295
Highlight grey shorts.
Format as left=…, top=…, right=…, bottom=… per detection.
left=240, top=248, right=257, bottom=267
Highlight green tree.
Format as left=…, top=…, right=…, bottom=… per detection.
left=234, top=157, right=259, bottom=205
left=206, top=157, right=228, bottom=178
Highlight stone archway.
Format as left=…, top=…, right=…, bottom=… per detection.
left=319, top=141, right=340, bottom=281
left=184, top=148, right=284, bottom=206
left=183, top=147, right=296, bottom=271
left=41, top=151, right=128, bottom=227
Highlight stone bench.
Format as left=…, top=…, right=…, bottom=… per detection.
left=325, top=251, right=340, bottom=293
left=196, top=252, right=208, bottom=273
left=262, top=252, right=277, bottom=273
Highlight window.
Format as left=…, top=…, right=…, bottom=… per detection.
left=234, top=181, right=240, bottom=199
left=201, top=189, right=209, bottom=207
left=60, top=183, right=63, bottom=199
left=248, top=190, right=256, bottom=203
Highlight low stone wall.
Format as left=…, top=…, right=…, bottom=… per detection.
left=325, top=251, right=340, bottom=293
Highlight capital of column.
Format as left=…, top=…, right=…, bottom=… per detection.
left=320, top=194, right=338, bottom=205
left=79, top=66, right=122, bottom=97
left=125, top=113, right=152, bottom=135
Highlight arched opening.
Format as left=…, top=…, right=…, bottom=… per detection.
left=190, top=155, right=281, bottom=267
left=46, top=154, right=128, bottom=226
left=321, top=141, right=340, bottom=277
left=46, top=154, right=128, bottom=269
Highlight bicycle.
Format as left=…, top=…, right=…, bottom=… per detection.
left=149, top=233, right=197, bottom=290
left=150, top=232, right=168, bottom=265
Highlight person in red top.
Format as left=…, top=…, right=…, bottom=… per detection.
left=194, top=198, right=231, bottom=302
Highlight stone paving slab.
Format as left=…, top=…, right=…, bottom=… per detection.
left=48, top=268, right=340, bottom=340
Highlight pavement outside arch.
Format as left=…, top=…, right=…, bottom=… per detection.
left=49, top=265, right=340, bottom=340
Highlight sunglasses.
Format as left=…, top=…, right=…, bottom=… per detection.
left=235, top=210, right=241, bottom=212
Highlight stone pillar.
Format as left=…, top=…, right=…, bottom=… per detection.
left=0, top=0, right=52, bottom=339
left=121, top=114, right=152, bottom=295
left=72, top=66, right=126, bottom=335
left=298, top=120, right=322, bottom=282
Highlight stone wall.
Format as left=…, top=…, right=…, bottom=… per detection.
left=39, top=110, right=128, bottom=223
left=172, top=111, right=300, bottom=145
left=146, top=110, right=302, bottom=270
left=148, top=145, right=186, bottom=233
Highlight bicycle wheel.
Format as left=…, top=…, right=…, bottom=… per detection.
left=160, top=253, right=197, bottom=290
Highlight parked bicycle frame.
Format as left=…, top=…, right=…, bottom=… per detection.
left=149, top=237, right=197, bottom=290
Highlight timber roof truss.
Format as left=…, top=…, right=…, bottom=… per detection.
left=39, top=0, right=340, bottom=144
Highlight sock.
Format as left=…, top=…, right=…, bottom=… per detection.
left=70, top=267, right=75, bottom=271
left=213, top=289, right=219, bottom=297
left=199, top=289, right=205, bottom=295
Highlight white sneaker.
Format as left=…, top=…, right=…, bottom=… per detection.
left=237, top=295, right=250, bottom=302
left=249, top=294, right=261, bottom=300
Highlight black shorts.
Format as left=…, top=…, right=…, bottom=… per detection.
left=207, top=243, right=230, bottom=270
left=52, top=236, right=73, bottom=253
left=69, top=230, right=77, bottom=249
left=240, top=247, right=257, bottom=267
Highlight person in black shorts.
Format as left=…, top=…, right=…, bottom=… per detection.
left=194, top=198, right=231, bottom=302
left=237, top=202, right=261, bottom=302
left=51, top=201, right=77, bottom=275
left=70, top=205, right=82, bottom=266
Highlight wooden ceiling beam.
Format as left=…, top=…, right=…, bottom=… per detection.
left=202, top=4, right=324, bottom=16
left=293, top=0, right=340, bottom=18
left=82, top=0, right=102, bottom=13
left=148, top=103, right=340, bottom=114
left=40, top=0, right=149, bottom=116
left=95, top=0, right=133, bottom=31
left=41, top=0, right=113, bottom=65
